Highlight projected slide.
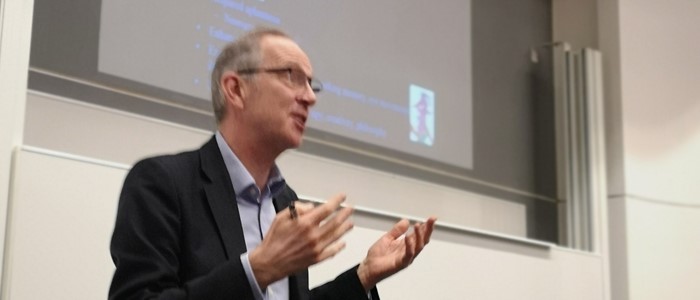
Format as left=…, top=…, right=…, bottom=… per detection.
left=409, top=85, right=435, bottom=147
left=99, top=0, right=473, bottom=169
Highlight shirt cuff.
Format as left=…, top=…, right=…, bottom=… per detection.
left=240, top=253, right=266, bottom=300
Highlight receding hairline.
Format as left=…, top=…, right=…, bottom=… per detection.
left=256, top=35, right=314, bottom=75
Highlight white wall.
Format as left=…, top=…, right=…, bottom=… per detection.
left=0, top=0, right=33, bottom=288
left=4, top=149, right=127, bottom=299
left=618, top=1, right=700, bottom=203
left=618, top=1, right=700, bottom=299
left=600, top=1, right=700, bottom=299
left=555, top=1, right=700, bottom=299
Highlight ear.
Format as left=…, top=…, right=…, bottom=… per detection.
left=220, top=71, right=248, bottom=110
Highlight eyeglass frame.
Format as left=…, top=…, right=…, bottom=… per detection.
left=236, top=67, right=323, bottom=93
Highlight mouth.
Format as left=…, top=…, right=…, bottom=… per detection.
left=291, top=113, right=307, bottom=131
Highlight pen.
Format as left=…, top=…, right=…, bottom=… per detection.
left=289, top=199, right=298, bottom=220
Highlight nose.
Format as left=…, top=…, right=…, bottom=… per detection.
left=298, top=82, right=317, bottom=107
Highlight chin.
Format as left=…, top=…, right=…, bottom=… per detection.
left=287, top=125, right=305, bottom=148
left=280, top=134, right=303, bottom=150
left=289, top=136, right=303, bottom=149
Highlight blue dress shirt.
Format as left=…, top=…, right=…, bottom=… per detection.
left=216, top=132, right=289, bottom=300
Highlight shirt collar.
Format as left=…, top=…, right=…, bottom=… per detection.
left=215, top=132, right=286, bottom=202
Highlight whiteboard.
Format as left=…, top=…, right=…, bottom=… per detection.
left=4, top=148, right=127, bottom=299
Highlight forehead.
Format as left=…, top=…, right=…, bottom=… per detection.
left=260, top=35, right=313, bottom=74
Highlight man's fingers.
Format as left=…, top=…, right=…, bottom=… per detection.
left=397, top=218, right=437, bottom=267
left=293, top=202, right=315, bottom=216
left=403, top=233, right=416, bottom=265
left=288, top=195, right=354, bottom=267
left=316, top=240, right=347, bottom=263
left=413, top=223, right=424, bottom=253
left=318, top=206, right=354, bottom=241
left=422, top=217, right=437, bottom=244
left=412, top=218, right=436, bottom=252
left=310, top=208, right=353, bottom=258
left=385, top=219, right=410, bottom=240
left=305, top=193, right=346, bottom=224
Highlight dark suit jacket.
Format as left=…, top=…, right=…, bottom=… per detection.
left=109, top=137, right=379, bottom=300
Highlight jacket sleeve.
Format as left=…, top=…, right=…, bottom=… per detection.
left=108, top=158, right=255, bottom=300
left=309, top=265, right=380, bottom=300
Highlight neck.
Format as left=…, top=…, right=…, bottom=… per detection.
left=219, top=127, right=280, bottom=189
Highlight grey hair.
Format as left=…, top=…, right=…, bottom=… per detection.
left=210, top=27, right=290, bottom=123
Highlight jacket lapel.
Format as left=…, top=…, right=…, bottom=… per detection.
left=199, top=137, right=247, bottom=258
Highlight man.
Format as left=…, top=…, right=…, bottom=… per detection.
left=109, top=27, right=436, bottom=300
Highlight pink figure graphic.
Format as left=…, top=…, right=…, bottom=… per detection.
left=411, top=93, right=433, bottom=145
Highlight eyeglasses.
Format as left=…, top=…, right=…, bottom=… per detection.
left=237, top=67, right=323, bottom=93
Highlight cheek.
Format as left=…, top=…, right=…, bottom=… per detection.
left=251, top=87, right=297, bottom=124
